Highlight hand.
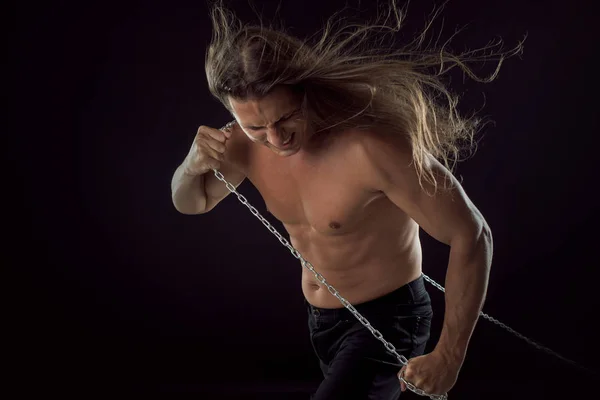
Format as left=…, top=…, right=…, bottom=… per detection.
left=183, top=122, right=237, bottom=175
left=397, top=351, right=461, bottom=397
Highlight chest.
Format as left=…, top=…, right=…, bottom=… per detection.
left=245, top=142, right=384, bottom=234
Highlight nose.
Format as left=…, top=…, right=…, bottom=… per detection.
left=266, top=126, right=289, bottom=147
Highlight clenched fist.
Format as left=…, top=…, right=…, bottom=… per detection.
left=183, top=121, right=237, bottom=175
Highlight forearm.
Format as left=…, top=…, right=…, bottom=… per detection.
left=434, top=226, right=493, bottom=366
left=171, top=163, right=207, bottom=214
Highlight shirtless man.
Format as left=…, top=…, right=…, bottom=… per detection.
left=171, top=4, right=495, bottom=399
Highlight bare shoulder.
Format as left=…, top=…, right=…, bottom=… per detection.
left=343, top=128, right=416, bottom=188
left=347, top=128, right=486, bottom=245
left=353, top=128, right=412, bottom=159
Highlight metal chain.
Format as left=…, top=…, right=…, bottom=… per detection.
left=419, top=274, right=594, bottom=375
left=211, top=124, right=594, bottom=396
left=212, top=167, right=447, bottom=400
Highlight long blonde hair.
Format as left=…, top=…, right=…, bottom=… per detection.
left=205, top=0, right=525, bottom=192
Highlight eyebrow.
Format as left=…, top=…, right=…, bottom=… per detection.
left=245, top=108, right=301, bottom=130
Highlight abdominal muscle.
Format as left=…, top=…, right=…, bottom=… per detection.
left=291, top=215, right=424, bottom=309
left=244, top=128, right=425, bottom=309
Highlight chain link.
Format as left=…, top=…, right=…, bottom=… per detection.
left=419, top=275, right=593, bottom=375
left=213, top=168, right=447, bottom=400
left=211, top=139, right=594, bottom=395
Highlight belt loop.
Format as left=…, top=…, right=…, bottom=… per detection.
left=407, top=282, right=416, bottom=305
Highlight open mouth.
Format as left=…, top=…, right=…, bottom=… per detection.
left=281, top=132, right=295, bottom=147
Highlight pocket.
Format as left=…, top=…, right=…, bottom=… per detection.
left=389, top=306, right=433, bottom=355
left=411, top=310, right=432, bottom=357
left=310, top=318, right=353, bottom=363
left=391, top=314, right=420, bottom=343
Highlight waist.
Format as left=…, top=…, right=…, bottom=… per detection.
left=301, top=255, right=422, bottom=308
left=304, top=273, right=427, bottom=319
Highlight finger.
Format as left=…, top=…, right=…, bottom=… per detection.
left=198, top=126, right=228, bottom=143
left=398, top=365, right=406, bottom=378
left=220, top=121, right=237, bottom=138
left=202, top=156, right=221, bottom=171
left=398, top=366, right=407, bottom=392
left=204, top=137, right=227, bottom=154
left=187, top=157, right=219, bottom=174
left=204, top=146, right=225, bottom=163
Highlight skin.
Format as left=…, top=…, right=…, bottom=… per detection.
left=213, top=85, right=493, bottom=396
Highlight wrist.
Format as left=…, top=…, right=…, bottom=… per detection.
left=181, top=160, right=197, bottom=177
left=182, top=167, right=197, bottom=177
left=433, top=345, right=466, bottom=369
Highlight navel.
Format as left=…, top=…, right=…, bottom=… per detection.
left=329, top=221, right=341, bottom=230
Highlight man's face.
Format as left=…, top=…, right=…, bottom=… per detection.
left=229, top=86, right=309, bottom=157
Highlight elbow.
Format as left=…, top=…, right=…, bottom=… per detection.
left=450, top=220, right=493, bottom=262
left=175, top=208, right=203, bottom=216
left=470, top=213, right=493, bottom=249
left=171, top=198, right=206, bottom=215
left=480, top=221, right=493, bottom=251
left=474, top=222, right=493, bottom=267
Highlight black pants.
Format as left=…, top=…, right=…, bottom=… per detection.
left=305, top=275, right=433, bottom=400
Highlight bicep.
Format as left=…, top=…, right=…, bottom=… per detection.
left=361, top=134, right=484, bottom=245
left=408, top=162, right=483, bottom=246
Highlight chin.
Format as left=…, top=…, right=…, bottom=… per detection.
left=271, top=132, right=303, bottom=156
left=272, top=145, right=300, bottom=157
left=279, top=148, right=300, bottom=157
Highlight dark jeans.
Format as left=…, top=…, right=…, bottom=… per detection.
left=305, top=275, right=433, bottom=400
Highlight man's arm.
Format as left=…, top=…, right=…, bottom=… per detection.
left=171, top=164, right=208, bottom=214
left=171, top=159, right=247, bottom=214
left=357, top=132, right=493, bottom=367
left=171, top=123, right=248, bottom=215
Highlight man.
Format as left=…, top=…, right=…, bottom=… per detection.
left=171, top=1, right=502, bottom=398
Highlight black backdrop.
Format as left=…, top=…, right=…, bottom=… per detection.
left=11, top=0, right=599, bottom=398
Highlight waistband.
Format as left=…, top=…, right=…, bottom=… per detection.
left=304, top=274, right=426, bottom=320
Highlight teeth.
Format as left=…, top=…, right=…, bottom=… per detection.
left=283, top=134, right=293, bottom=145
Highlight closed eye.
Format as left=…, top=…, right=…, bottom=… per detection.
left=246, top=108, right=301, bottom=131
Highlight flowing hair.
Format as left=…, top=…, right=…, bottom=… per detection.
left=205, top=0, right=526, bottom=193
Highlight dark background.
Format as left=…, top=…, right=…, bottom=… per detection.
left=11, top=0, right=599, bottom=398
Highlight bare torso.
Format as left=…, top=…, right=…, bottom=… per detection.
left=241, top=130, right=423, bottom=308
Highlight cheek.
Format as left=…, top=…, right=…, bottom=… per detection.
left=285, top=119, right=306, bottom=133
left=242, top=130, right=261, bottom=142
